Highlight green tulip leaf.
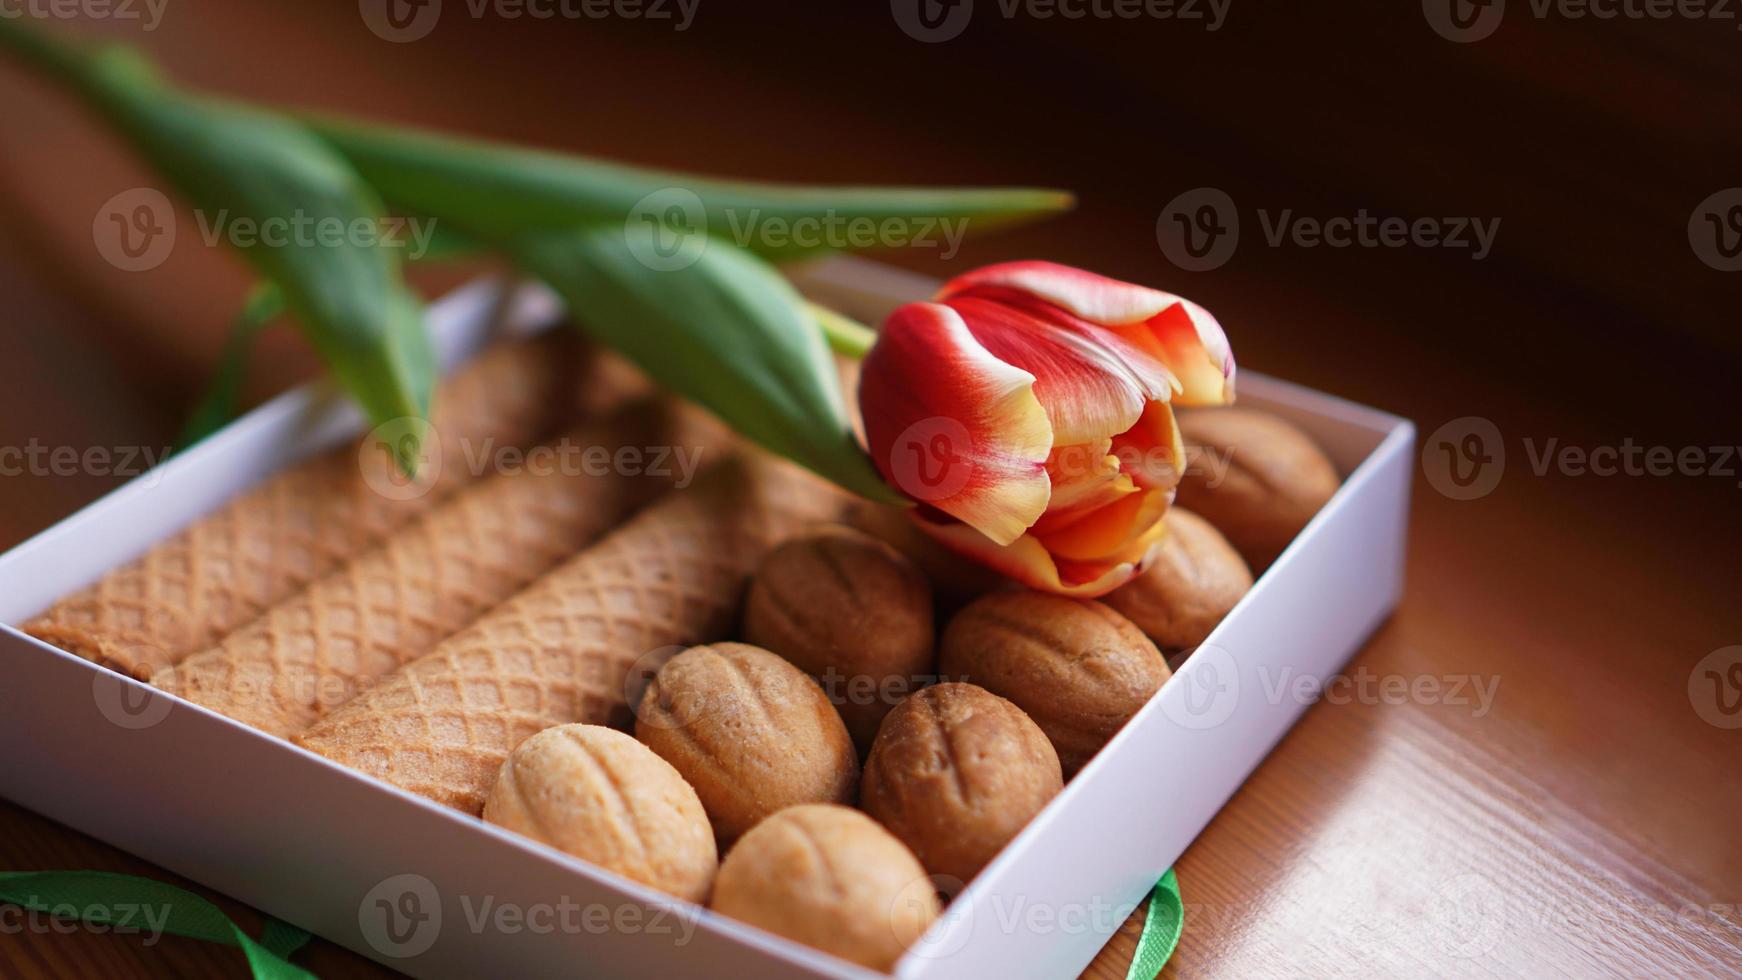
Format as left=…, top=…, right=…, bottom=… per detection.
left=2, top=21, right=1073, bottom=494
left=516, top=225, right=903, bottom=504
left=307, top=114, right=1072, bottom=261
left=0, top=23, right=435, bottom=469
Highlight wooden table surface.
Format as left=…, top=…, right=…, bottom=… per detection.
left=2, top=4, right=1739, bottom=978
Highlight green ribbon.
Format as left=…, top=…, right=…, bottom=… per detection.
left=0, top=871, right=313, bottom=980
left=1126, top=868, right=1184, bottom=980
left=0, top=867, right=1182, bottom=978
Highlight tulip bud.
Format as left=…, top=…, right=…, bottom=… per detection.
left=858, top=261, right=1235, bottom=597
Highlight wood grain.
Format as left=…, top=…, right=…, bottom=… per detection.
left=2, top=3, right=1739, bottom=978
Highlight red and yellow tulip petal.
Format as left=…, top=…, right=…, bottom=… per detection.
left=913, top=517, right=1149, bottom=599
left=941, top=261, right=1235, bottom=405
left=1108, top=401, right=1186, bottom=491
left=951, top=285, right=1181, bottom=398
left=1102, top=494, right=1172, bottom=567
left=1034, top=485, right=1170, bottom=564
left=944, top=293, right=1164, bottom=447
left=1030, top=441, right=1138, bottom=537
left=940, top=261, right=1174, bottom=323
left=1147, top=299, right=1235, bottom=404
left=860, top=302, right=1052, bottom=547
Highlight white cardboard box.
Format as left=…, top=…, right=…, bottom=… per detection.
left=0, top=257, right=1413, bottom=979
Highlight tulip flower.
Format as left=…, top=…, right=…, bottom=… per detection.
left=858, top=261, right=1236, bottom=597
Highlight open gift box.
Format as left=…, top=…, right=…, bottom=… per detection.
left=0, top=256, right=1413, bottom=979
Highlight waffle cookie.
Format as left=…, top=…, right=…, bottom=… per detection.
left=24, top=333, right=616, bottom=679
left=161, top=399, right=711, bottom=737
left=295, top=454, right=846, bottom=815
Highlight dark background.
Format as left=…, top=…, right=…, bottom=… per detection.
left=4, top=2, right=1739, bottom=534
left=2, top=2, right=1739, bottom=976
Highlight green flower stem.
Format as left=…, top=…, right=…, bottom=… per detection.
left=175, top=283, right=285, bottom=451
left=807, top=302, right=877, bottom=359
